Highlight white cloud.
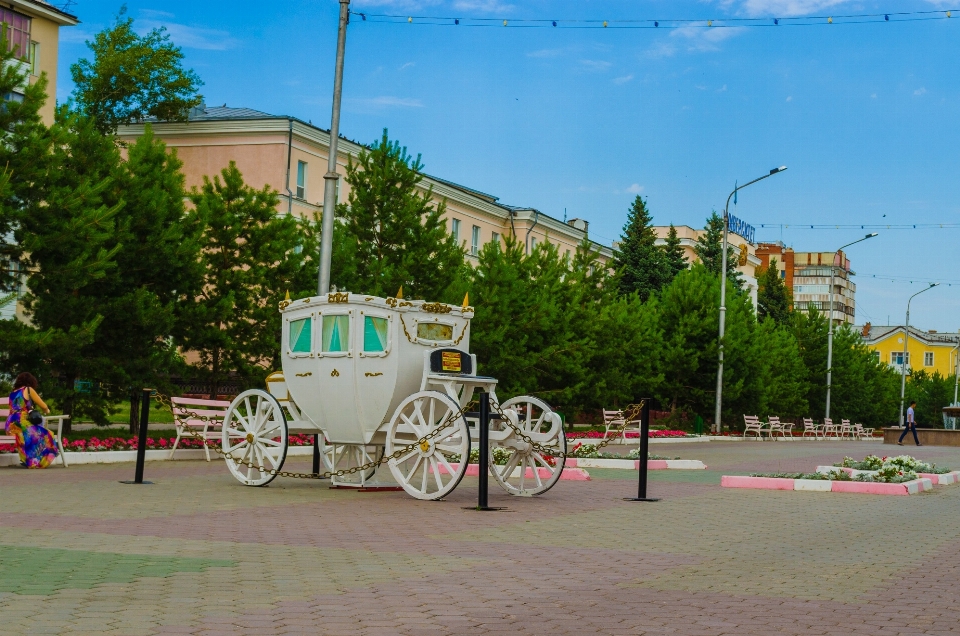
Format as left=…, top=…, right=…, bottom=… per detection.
left=580, top=59, right=612, bottom=72
left=613, top=74, right=634, bottom=85
left=717, top=84, right=728, bottom=92
left=352, top=0, right=513, bottom=11
left=351, top=96, right=424, bottom=108
left=138, top=20, right=238, bottom=50
left=452, top=0, right=515, bottom=11
left=527, top=48, right=561, bottom=58
left=871, top=93, right=878, bottom=99
left=785, top=95, right=793, bottom=101
left=717, top=0, right=850, bottom=17
left=59, top=28, right=95, bottom=44
left=399, top=62, right=415, bottom=70
left=914, top=87, right=927, bottom=96
left=670, top=25, right=745, bottom=53
left=139, top=9, right=176, bottom=19
left=625, top=183, right=644, bottom=194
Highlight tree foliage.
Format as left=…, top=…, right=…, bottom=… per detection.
left=333, top=129, right=465, bottom=300
left=614, top=196, right=667, bottom=301
left=70, top=8, right=203, bottom=134
left=695, top=211, right=743, bottom=288
left=662, top=224, right=687, bottom=283
left=757, top=258, right=793, bottom=325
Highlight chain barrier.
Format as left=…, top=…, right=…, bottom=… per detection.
left=154, top=393, right=467, bottom=481
left=154, top=392, right=646, bottom=479
left=491, top=400, right=647, bottom=460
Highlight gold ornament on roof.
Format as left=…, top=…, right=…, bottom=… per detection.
left=328, top=292, right=349, bottom=303
left=421, top=302, right=453, bottom=314
left=279, top=290, right=292, bottom=310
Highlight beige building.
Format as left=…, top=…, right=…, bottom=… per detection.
left=757, top=243, right=858, bottom=325
left=117, top=105, right=613, bottom=265
left=2, top=0, right=78, bottom=125
left=652, top=225, right=762, bottom=307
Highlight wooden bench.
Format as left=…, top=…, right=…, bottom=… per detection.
left=743, top=415, right=765, bottom=440
left=0, top=397, right=69, bottom=467
left=170, top=396, right=230, bottom=461
left=602, top=408, right=641, bottom=442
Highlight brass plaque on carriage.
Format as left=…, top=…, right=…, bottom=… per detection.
left=441, top=351, right=462, bottom=372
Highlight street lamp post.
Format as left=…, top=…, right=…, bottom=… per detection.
left=899, top=283, right=939, bottom=426
left=318, top=0, right=351, bottom=295
left=824, top=233, right=878, bottom=419
left=714, top=166, right=787, bottom=434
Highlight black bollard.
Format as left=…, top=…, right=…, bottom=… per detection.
left=121, top=388, right=154, bottom=485
left=312, top=434, right=322, bottom=476
left=465, top=391, right=504, bottom=511
left=624, top=399, right=659, bottom=502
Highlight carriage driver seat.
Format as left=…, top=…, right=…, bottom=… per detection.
left=420, top=348, right=498, bottom=397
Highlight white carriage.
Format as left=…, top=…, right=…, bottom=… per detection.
left=221, top=292, right=567, bottom=500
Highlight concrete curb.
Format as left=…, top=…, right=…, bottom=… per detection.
left=816, top=466, right=960, bottom=486
left=0, top=445, right=315, bottom=467
left=566, top=458, right=707, bottom=470
left=721, top=474, right=934, bottom=495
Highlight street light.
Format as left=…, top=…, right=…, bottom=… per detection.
left=898, top=282, right=940, bottom=426
left=714, top=165, right=787, bottom=433
left=824, top=232, right=878, bottom=419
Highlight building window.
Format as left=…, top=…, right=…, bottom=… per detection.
left=29, top=41, right=39, bottom=75
left=491, top=232, right=500, bottom=248
left=891, top=352, right=910, bottom=366
left=451, top=218, right=461, bottom=243
left=925, top=352, right=934, bottom=367
left=0, top=9, right=32, bottom=61
left=565, top=249, right=571, bottom=261
left=296, top=161, right=306, bottom=199
left=471, top=226, right=480, bottom=256
left=530, top=237, right=537, bottom=251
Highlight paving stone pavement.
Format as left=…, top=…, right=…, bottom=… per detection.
left=2, top=439, right=959, bottom=635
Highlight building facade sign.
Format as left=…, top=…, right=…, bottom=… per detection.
left=728, top=215, right=755, bottom=244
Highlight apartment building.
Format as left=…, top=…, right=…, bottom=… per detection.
left=2, top=0, right=78, bottom=125
left=756, top=242, right=857, bottom=325
left=858, top=323, right=960, bottom=377
left=117, top=105, right=612, bottom=266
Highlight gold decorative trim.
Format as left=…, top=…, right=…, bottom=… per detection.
left=453, top=323, right=468, bottom=345
left=328, top=292, right=349, bottom=303
left=295, top=372, right=312, bottom=377
left=364, top=372, right=383, bottom=377
left=364, top=297, right=374, bottom=301
left=331, top=369, right=340, bottom=377
left=421, top=302, right=452, bottom=314
left=386, top=297, right=397, bottom=308
left=399, top=315, right=415, bottom=343
left=278, top=299, right=292, bottom=310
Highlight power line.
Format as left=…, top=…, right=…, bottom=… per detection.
left=859, top=273, right=960, bottom=286
left=350, top=9, right=958, bottom=29
left=757, top=223, right=960, bottom=230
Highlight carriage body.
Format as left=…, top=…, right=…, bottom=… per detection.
left=278, top=293, right=473, bottom=445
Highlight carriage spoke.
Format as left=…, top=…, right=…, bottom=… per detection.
left=530, top=458, right=544, bottom=489
left=420, top=460, right=430, bottom=493
left=498, top=449, right=521, bottom=480
left=436, top=453, right=459, bottom=479
left=400, top=412, right=424, bottom=438
left=404, top=455, right=423, bottom=484
left=395, top=447, right=419, bottom=465
left=430, top=456, right=445, bottom=490
left=531, top=451, right=555, bottom=472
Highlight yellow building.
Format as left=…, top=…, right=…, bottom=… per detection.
left=859, top=324, right=960, bottom=378
left=2, top=0, right=79, bottom=125
left=118, top=105, right=613, bottom=264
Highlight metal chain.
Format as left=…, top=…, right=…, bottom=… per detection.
left=154, top=393, right=467, bottom=480
left=491, top=400, right=647, bottom=460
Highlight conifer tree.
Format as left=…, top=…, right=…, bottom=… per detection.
left=614, top=196, right=667, bottom=301
left=662, top=224, right=687, bottom=283
left=694, top=211, right=743, bottom=288
left=757, top=258, right=793, bottom=325
left=179, top=162, right=318, bottom=398
left=334, top=129, right=465, bottom=300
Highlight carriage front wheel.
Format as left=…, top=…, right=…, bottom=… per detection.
left=386, top=391, right=471, bottom=500
left=222, top=389, right=289, bottom=486
left=489, top=396, right=566, bottom=496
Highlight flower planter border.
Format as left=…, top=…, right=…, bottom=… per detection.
left=0, top=445, right=316, bottom=467
left=816, top=466, right=960, bottom=486
left=566, top=458, right=706, bottom=470
left=720, top=474, right=933, bottom=495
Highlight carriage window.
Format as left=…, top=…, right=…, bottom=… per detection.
left=364, top=316, right=389, bottom=352
left=289, top=317, right=312, bottom=353
left=417, top=323, right=453, bottom=342
left=322, top=315, right=350, bottom=352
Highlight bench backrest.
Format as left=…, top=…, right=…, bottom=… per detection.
left=603, top=409, right=624, bottom=422
left=743, top=415, right=760, bottom=425
left=802, top=418, right=814, bottom=426
left=171, top=397, right=230, bottom=425
left=768, top=416, right=781, bottom=424
left=0, top=396, right=7, bottom=419
left=823, top=418, right=834, bottom=426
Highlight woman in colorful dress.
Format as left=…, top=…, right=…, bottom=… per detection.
left=5, top=372, right=56, bottom=468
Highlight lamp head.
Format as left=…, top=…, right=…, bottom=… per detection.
left=865, top=232, right=878, bottom=238
left=770, top=165, right=788, bottom=175
left=930, top=282, right=940, bottom=288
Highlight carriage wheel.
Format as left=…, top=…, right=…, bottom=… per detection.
left=489, top=396, right=566, bottom=496
left=222, top=389, right=288, bottom=487
left=325, top=443, right=381, bottom=485
left=386, top=391, right=470, bottom=500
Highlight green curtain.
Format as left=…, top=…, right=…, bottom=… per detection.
left=364, top=316, right=389, bottom=352
left=289, top=317, right=311, bottom=353
left=322, top=315, right=350, bottom=352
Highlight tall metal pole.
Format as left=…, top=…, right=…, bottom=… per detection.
left=825, top=233, right=877, bottom=419
left=318, top=0, right=351, bottom=295
left=953, top=342, right=960, bottom=406
left=714, top=166, right=787, bottom=434
left=899, top=283, right=938, bottom=426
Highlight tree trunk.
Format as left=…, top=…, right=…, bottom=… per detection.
left=209, top=348, right=220, bottom=401
left=62, top=373, right=76, bottom=436
left=128, top=390, right=141, bottom=436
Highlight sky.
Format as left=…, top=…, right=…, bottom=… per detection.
left=57, top=0, right=960, bottom=332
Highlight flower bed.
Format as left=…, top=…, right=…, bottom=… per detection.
left=722, top=474, right=933, bottom=495
left=566, top=430, right=693, bottom=440
left=569, top=442, right=679, bottom=460
left=0, top=434, right=316, bottom=454
left=836, top=454, right=951, bottom=474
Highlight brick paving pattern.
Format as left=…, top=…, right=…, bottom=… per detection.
left=2, top=439, right=959, bottom=635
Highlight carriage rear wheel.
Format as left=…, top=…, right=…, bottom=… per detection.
left=222, top=389, right=288, bottom=486
left=386, top=391, right=470, bottom=500
left=489, top=396, right=566, bottom=496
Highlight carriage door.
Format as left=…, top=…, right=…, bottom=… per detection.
left=316, top=308, right=362, bottom=444
left=356, top=310, right=394, bottom=435
left=283, top=312, right=321, bottom=427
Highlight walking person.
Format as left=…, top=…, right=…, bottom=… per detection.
left=898, top=400, right=922, bottom=447
left=5, top=372, right=57, bottom=468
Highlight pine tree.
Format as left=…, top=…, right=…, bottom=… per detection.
left=178, top=162, right=317, bottom=398
left=614, top=196, right=667, bottom=301
left=757, top=258, right=793, bottom=325
left=662, top=224, right=687, bottom=283
left=753, top=319, right=808, bottom=418
left=334, top=129, right=465, bottom=300
left=70, top=8, right=203, bottom=134
left=694, top=211, right=743, bottom=288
